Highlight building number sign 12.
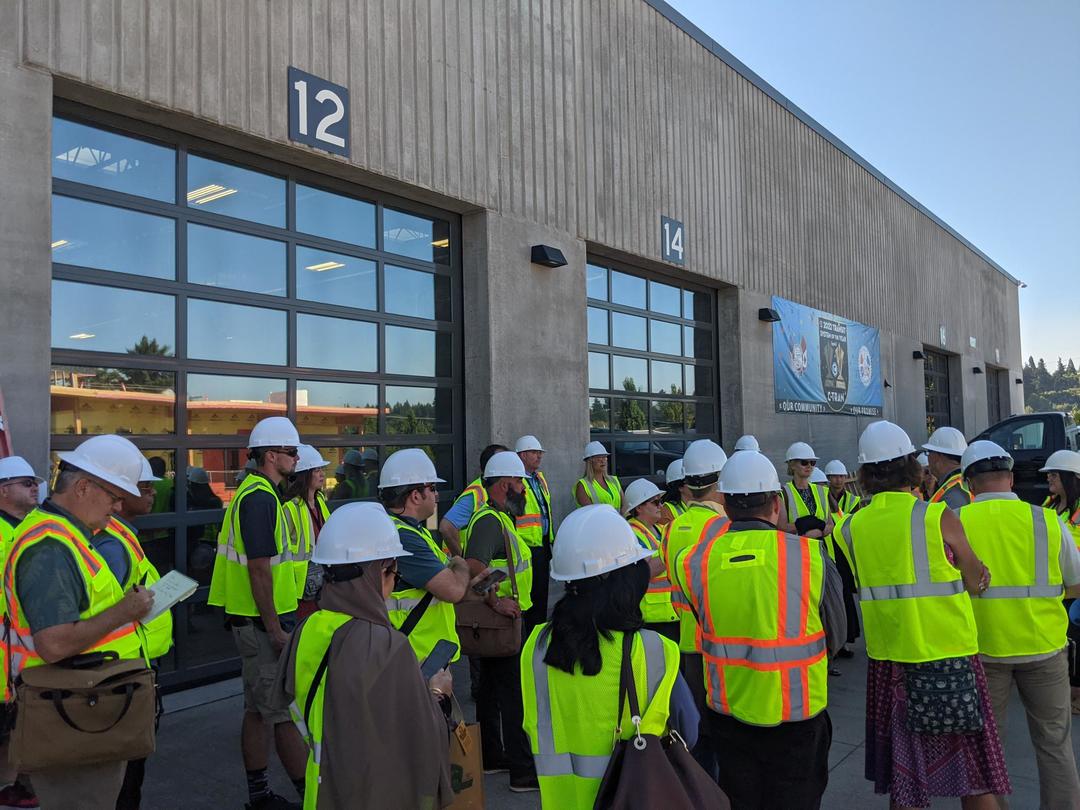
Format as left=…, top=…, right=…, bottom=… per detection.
left=288, top=67, right=350, bottom=158
left=661, top=216, right=685, bottom=266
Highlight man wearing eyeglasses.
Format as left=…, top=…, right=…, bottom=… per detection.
left=0, top=456, right=43, bottom=810
left=208, top=416, right=307, bottom=810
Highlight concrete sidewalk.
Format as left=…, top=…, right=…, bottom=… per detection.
left=144, top=646, right=1079, bottom=808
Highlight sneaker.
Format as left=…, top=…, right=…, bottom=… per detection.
left=837, top=647, right=855, bottom=659
left=245, top=793, right=300, bottom=810
left=483, top=764, right=509, bottom=775
left=509, top=773, right=540, bottom=793
left=0, top=782, right=39, bottom=809
left=828, top=666, right=842, bottom=677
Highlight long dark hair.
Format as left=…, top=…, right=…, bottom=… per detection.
left=1056, top=471, right=1080, bottom=514
left=543, top=560, right=650, bottom=676
left=662, top=479, right=683, bottom=504
left=283, top=469, right=314, bottom=503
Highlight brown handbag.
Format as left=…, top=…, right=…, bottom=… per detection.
left=454, top=523, right=523, bottom=658
left=593, top=632, right=730, bottom=810
left=10, top=651, right=157, bottom=771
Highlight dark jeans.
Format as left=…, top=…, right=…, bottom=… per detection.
left=115, top=759, right=145, bottom=810
left=834, top=550, right=861, bottom=643
left=708, top=709, right=831, bottom=810
left=680, top=652, right=719, bottom=782
left=477, top=654, right=535, bottom=780
left=522, top=543, right=551, bottom=629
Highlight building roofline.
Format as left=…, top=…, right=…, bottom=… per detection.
left=644, top=0, right=1021, bottom=286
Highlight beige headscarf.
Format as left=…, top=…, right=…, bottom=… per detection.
left=277, top=560, right=453, bottom=809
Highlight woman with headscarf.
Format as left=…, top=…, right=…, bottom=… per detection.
left=521, top=505, right=700, bottom=809
left=282, top=445, right=332, bottom=619
left=275, top=502, right=454, bottom=810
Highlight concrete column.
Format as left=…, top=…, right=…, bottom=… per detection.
left=461, top=209, right=587, bottom=524
left=0, top=7, right=52, bottom=474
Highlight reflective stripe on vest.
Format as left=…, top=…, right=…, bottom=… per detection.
left=629, top=519, right=677, bottom=622
left=930, top=472, right=971, bottom=508
left=104, top=517, right=174, bottom=659
left=283, top=493, right=329, bottom=599
left=978, top=505, right=1060, bottom=599
left=663, top=506, right=730, bottom=653
left=518, top=472, right=553, bottom=547
left=529, top=629, right=668, bottom=779
left=682, top=528, right=826, bottom=724
left=784, top=482, right=827, bottom=524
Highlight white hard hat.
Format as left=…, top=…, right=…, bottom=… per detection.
left=515, top=435, right=545, bottom=453
left=917, top=452, right=929, bottom=467
left=858, top=421, right=917, bottom=465
left=719, top=451, right=781, bottom=495
left=922, top=426, right=967, bottom=457
left=823, top=460, right=848, bottom=477
left=247, top=416, right=300, bottom=449
left=551, top=504, right=655, bottom=581
left=310, top=502, right=412, bottom=565
left=583, top=441, right=609, bottom=460
left=1040, top=449, right=1080, bottom=476
left=0, top=456, right=43, bottom=484
left=734, top=435, right=760, bottom=452
left=484, top=451, right=528, bottom=479
left=57, top=434, right=144, bottom=497
left=187, top=466, right=210, bottom=484
left=784, top=442, right=818, bottom=462
left=295, top=444, right=329, bottom=474
left=961, top=440, right=1013, bottom=475
left=622, top=478, right=663, bottom=515
left=138, top=457, right=160, bottom=483
left=665, top=458, right=685, bottom=485
left=683, top=439, right=727, bottom=477
left=378, top=448, right=445, bottom=489
left=809, top=467, right=828, bottom=485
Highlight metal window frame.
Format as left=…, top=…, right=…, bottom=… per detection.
left=48, top=101, right=464, bottom=687
left=585, top=258, right=720, bottom=478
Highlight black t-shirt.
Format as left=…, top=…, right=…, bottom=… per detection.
left=466, top=511, right=510, bottom=566
left=238, top=479, right=280, bottom=559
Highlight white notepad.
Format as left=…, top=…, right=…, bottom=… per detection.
left=143, top=571, right=199, bottom=622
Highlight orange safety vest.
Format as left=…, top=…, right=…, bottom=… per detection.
left=929, top=471, right=972, bottom=508
left=629, top=518, right=678, bottom=622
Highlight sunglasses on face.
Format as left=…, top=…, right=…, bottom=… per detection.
left=798, top=460, right=816, bottom=467
left=646, top=497, right=664, bottom=507
left=268, top=447, right=299, bottom=458
left=2, top=479, right=37, bottom=490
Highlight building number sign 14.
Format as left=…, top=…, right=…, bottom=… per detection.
left=661, top=216, right=685, bottom=266
left=288, top=66, right=350, bottom=158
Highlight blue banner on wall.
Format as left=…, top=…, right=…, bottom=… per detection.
left=771, top=296, right=883, bottom=416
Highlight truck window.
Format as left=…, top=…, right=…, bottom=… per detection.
left=988, top=418, right=1046, bottom=453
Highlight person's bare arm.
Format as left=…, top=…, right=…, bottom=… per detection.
left=648, top=555, right=665, bottom=577
left=424, top=556, right=471, bottom=603
left=940, top=508, right=989, bottom=595
left=248, top=558, right=288, bottom=649
left=438, top=519, right=463, bottom=557
left=574, top=482, right=591, bottom=507
left=34, top=588, right=153, bottom=664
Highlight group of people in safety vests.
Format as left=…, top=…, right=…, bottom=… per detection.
left=4, top=416, right=1080, bottom=810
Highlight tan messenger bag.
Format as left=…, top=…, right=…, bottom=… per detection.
left=10, top=651, right=156, bottom=771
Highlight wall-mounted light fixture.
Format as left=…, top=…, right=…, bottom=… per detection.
left=972, top=367, right=984, bottom=375
left=912, top=350, right=925, bottom=360
left=884, top=379, right=893, bottom=389
left=530, top=244, right=567, bottom=268
left=758, top=307, right=781, bottom=323
left=1014, top=377, right=1024, bottom=385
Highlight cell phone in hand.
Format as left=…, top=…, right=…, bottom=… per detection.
left=470, top=569, right=508, bottom=595
left=420, top=639, right=459, bottom=680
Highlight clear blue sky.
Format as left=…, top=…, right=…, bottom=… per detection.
left=667, top=0, right=1080, bottom=366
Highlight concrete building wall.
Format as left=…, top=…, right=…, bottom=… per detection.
left=4, top=0, right=1024, bottom=483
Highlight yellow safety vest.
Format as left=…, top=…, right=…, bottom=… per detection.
left=521, top=625, right=679, bottom=810
left=3, top=509, right=146, bottom=699
left=208, top=473, right=298, bottom=617
left=575, top=476, right=622, bottom=511
left=930, top=471, right=973, bottom=510
left=385, top=516, right=461, bottom=664
left=660, top=500, right=688, bottom=525
left=454, top=478, right=489, bottom=551
left=102, top=516, right=173, bottom=659
left=628, top=518, right=677, bottom=624
left=783, top=482, right=829, bottom=525
left=959, top=499, right=1067, bottom=658
left=283, top=492, right=331, bottom=599
left=835, top=492, right=977, bottom=663
left=662, top=501, right=729, bottom=653
left=1046, top=496, right=1080, bottom=550
left=0, top=516, right=18, bottom=622
left=676, top=527, right=828, bottom=727
left=519, top=471, right=554, bottom=548
left=288, top=610, right=353, bottom=810
left=464, top=506, right=533, bottom=612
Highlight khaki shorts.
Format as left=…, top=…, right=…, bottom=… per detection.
left=232, top=622, right=290, bottom=724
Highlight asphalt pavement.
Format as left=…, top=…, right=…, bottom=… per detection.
left=141, top=639, right=1080, bottom=809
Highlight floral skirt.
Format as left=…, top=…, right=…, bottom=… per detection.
left=864, top=656, right=1011, bottom=808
